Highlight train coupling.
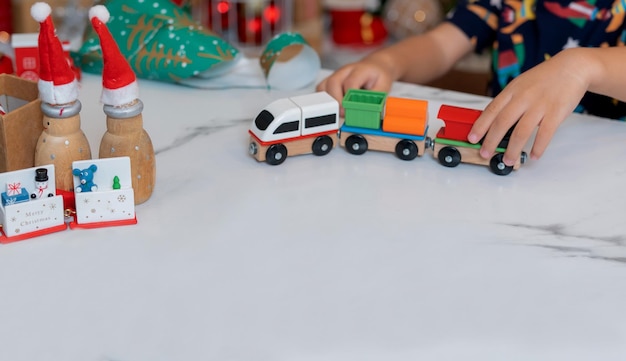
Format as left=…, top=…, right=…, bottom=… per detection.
left=249, top=142, right=258, bottom=156
left=425, top=137, right=434, bottom=150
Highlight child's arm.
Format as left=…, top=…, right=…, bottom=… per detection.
left=587, top=47, right=626, bottom=100
left=468, top=46, right=626, bottom=166
left=316, top=22, right=474, bottom=103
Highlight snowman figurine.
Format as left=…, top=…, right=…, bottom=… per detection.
left=31, top=168, right=54, bottom=199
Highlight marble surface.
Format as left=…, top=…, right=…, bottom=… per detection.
left=2, top=70, right=626, bottom=360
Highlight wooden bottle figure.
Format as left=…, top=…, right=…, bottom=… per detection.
left=89, top=5, right=156, bottom=205
left=99, top=100, right=155, bottom=204
left=31, top=3, right=91, bottom=192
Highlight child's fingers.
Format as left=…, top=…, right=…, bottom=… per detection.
left=502, top=109, right=542, bottom=165
left=320, top=67, right=354, bottom=103
left=530, top=111, right=563, bottom=161
left=342, top=67, right=385, bottom=94
left=478, top=101, right=524, bottom=160
left=468, top=93, right=511, bottom=144
left=467, top=114, right=491, bottom=144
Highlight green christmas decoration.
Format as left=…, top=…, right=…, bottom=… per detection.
left=76, top=0, right=239, bottom=83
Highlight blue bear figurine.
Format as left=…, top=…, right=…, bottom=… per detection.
left=73, top=164, right=98, bottom=193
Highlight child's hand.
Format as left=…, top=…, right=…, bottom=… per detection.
left=316, top=58, right=394, bottom=104
left=467, top=49, right=590, bottom=166
left=317, top=22, right=474, bottom=110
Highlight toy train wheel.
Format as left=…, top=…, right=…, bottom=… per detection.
left=266, top=144, right=288, bottom=165
left=395, top=139, right=418, bottom=161
left=312, top=135, right=333, bottom=156
left=489, top=153, right=513, bottom=176
left=438, top=146, right=461, bottom=167
left=345, top=134, right=368, bottom=155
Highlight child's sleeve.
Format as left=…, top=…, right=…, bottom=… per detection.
left=445, top=0, right=499, bottom=53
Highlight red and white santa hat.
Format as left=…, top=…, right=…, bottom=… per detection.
left=31, top=2, right=79, bottom=105
left=89, top=5, right=139, bottom=107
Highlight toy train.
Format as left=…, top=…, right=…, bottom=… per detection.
left=248, top=89, right=527, bottom=176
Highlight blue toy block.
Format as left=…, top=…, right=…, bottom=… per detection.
left=2, top=188, right=30, bottom=206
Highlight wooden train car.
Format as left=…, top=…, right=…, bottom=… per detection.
left=248, top=92, right=340, bottom=165
left=340, top=89, right=431, bottom=161
left=432, top=104, right=527, bottom=176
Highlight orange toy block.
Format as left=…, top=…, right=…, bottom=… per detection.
left=382, top=97, right=428, bottom=136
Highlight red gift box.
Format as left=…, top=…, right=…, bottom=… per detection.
left=11, top=33, right=80, bottom=81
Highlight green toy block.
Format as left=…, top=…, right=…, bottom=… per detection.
left=342, top=89, right=387, bottom=130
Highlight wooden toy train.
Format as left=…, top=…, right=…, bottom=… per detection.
left=248, top=89, right=527, bottom=176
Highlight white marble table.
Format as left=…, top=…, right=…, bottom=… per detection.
left=1, top=70, right=626, bottom=361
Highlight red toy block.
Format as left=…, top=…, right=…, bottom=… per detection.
left=436, top=104, right=482, bottom=142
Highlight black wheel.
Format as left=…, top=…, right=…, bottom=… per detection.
left=395, top=139, right=418, bottom=161
left=438, top=146, right=461, bottom=167
left=266, top=144, right=287, bottom=165
left=312, top=135, right=333, bottom=156
left=489, top=153, right=513, bottom=176
left=345, top=134, right=368, bottom=155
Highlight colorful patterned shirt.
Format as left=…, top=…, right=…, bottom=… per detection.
left=447, top=0, right=626, bottom=119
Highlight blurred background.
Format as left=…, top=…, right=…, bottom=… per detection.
left=0, top=0, right=490, bottom=95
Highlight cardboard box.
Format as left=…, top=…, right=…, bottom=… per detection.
left=0, top=73, right=43, bottom=173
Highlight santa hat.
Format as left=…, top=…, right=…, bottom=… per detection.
left=89, top=5, right=139, bottom=107
left=31, top=2, right=79, bottom=105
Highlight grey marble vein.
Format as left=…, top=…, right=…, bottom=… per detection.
left=503, top=222, right=626, bottom=244
left=155, top=118, right=249, bottom=155
left=503, top=222, right=626, bottom=263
